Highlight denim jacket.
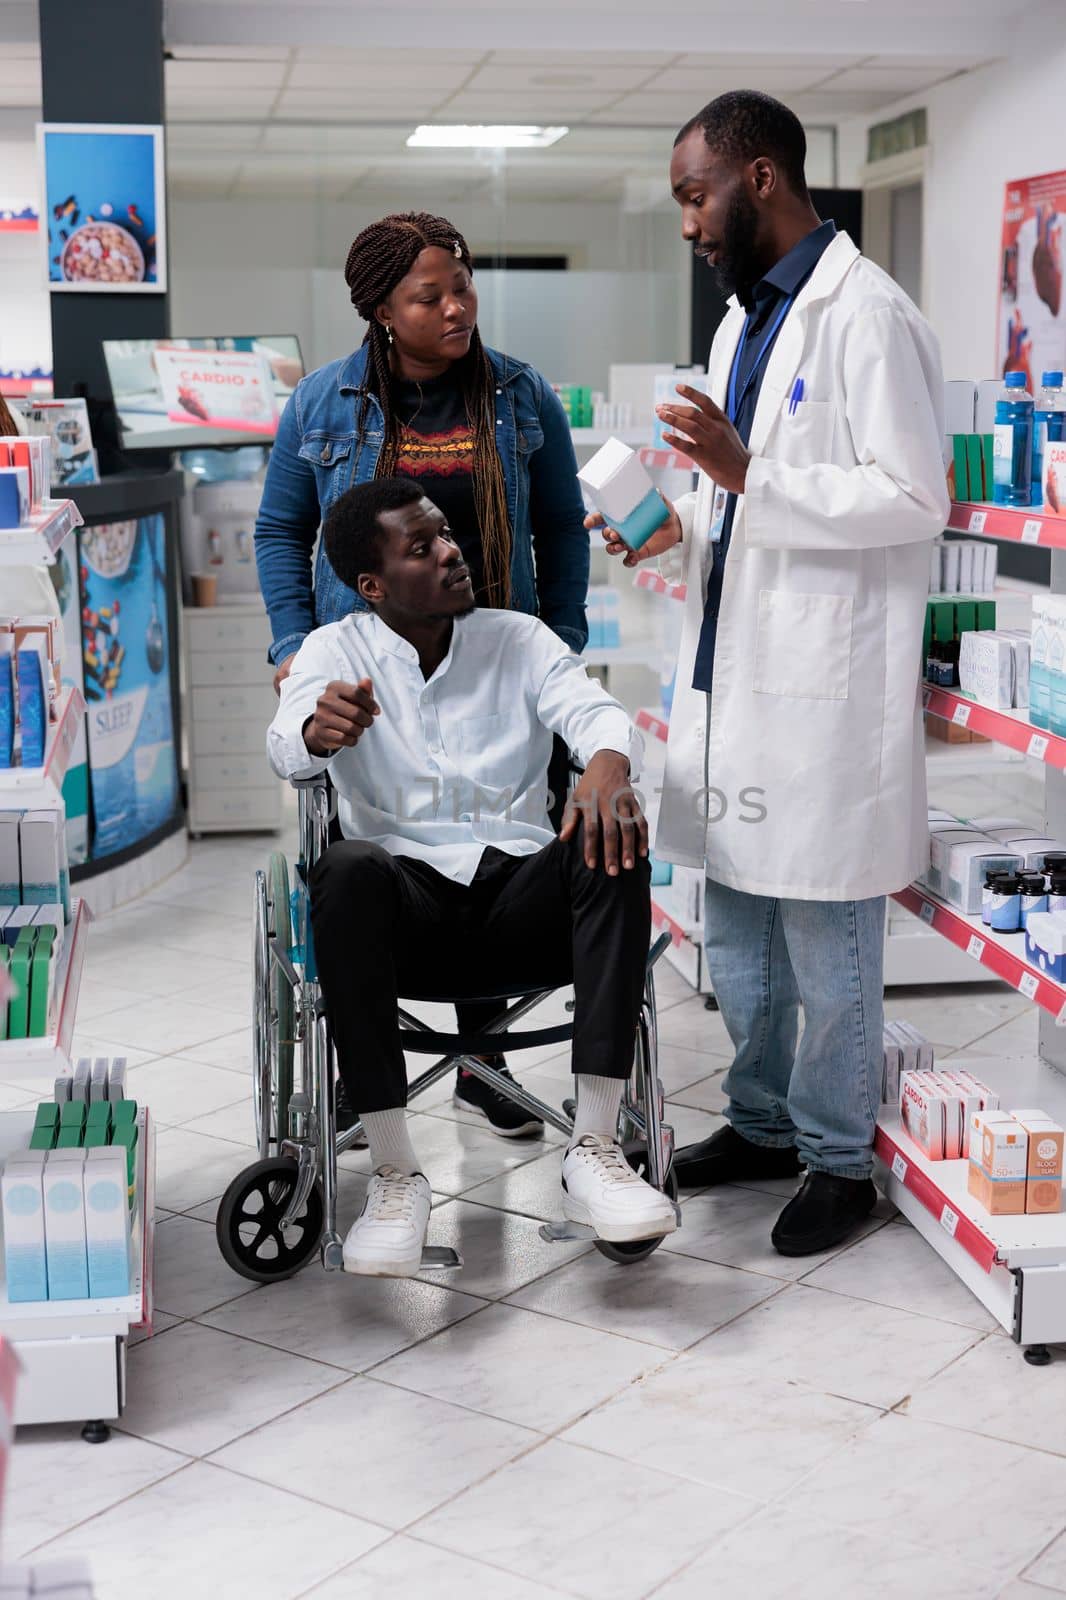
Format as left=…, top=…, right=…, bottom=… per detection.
left=254, top=343, right=590, bottom=664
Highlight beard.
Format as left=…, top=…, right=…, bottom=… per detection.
left=709, top=185, right=761, bottom=305
left=428, top=597, right=476, bottom=622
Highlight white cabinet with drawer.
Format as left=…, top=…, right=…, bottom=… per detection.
left=183, top=603, right=283, bottom=835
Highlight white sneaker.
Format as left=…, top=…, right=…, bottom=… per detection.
left=342, top=1167, right=431, bottom=1276
left=561, top=1135, right=678, bottom=1243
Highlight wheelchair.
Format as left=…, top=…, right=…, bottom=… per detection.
left=216, top=773, right=679, bottom=1283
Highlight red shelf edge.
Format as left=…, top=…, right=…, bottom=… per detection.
left=874, top=1123, right=999, bottom=1273
left=650, top=895, right=689, bottom=948
left=947, top=500, right=1066, bottom=549
left=636, top=707, right=669, bottom=744
left=923, top=686, right=1063, bottom=769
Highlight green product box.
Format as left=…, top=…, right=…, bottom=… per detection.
left=952, top=435, right=970, bottom=500
left=7, top=945, right=30, bottom=1039
left=28, top=928, right=55, bottom=1038
left=931, top=601, right=955, bottom=645
left=954, top=599, right=978, bottom=638
left=60, top=1099, right=86, bottom=1130
left=0, top=947, right=8, bottom=1041
left=34, top=1101, right=59, bottom=1132
left=83, top=1125, right=110, bottom=1149
left=966, top=436, right=985, bottom=502
left=982, top=435, right=994, bottom=499
left=111, top=1100, right=138, bottom=1126
left=86, top=1101, right=112, bottom=1132
left=29, top=1126, right=56, bottom=1151
left=55, top=1126, right=83, bottom=1149
left=923, top=599, right=934, bottom=663
left=976, top=599, right=997, bottom=631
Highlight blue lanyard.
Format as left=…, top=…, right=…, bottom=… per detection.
left=725, top=291, right=797, bottom=425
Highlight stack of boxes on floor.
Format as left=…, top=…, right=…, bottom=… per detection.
left=0, top=808, right=69, bottom=1040
left=1, top=1059, right=135, bottom=1303
left=884, top=1022, right=1064, bottom=1217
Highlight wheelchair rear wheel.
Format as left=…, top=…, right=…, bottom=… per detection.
left=593, top=1141, right=679, bottom=1265
left=216, top=1157, right=324, bottom=1282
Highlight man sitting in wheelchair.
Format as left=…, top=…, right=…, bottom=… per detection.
left=267, top=477, right=676, bottom=1276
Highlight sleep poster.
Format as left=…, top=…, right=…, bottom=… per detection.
left=77, top=513, right=180, bottom=862
left=998, top=170, right=1066, bottom=389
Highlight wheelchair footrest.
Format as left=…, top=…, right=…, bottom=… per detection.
left=421, top=1245, right=463, bottom=1270
left=539, top=1219, right=597, bottom=1244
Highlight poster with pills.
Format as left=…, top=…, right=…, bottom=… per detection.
left=36, top=123, right=166, bottom=292
left=77, top=513, right=180, bottom=861
left=998, top=170, right=1066, bottom=390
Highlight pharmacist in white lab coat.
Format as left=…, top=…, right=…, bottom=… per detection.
left=594, top=91, right=949, bottom=1256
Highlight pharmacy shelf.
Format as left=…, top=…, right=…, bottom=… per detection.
left=0, top=686, right=85, bottom=806
left=570, top=428, right=649, bottom=449
left=650, top=891, right=694, bottom=949
left=924, top=728, right=1024, bottom=777
left=0, top=897, right=91, bottom=1075
left=892, top=882, right=1066, bottom=1023
left=638, top=447, right=696, bottom=473
left=923, top=684, right=1065, bottom=769
left=583, top=644, right=660, bottom=670
left=875, top=1055, right=1066, bottom=1346
left=634, top=569, right=687, bottom=604
left=0, top=499, right=81, bottom=566
left=636, top=706, right=670, bottom=745
left=947, top=500, right=1066, bottom=550
left=0, top=1105, right=156, bottom=1425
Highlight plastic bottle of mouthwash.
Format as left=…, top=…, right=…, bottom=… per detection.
left=993, top=371, right=1034, bottom=506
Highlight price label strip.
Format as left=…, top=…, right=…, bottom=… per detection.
left=1028, top=733, right=1050, bottom=760
left=891, top=1152, right=908, bottom=1183
left=1021, top=518, right=1043, bottom=545
left=919, top=900, right=936, bottom=926
left=968, top=510, right=987, bottom=533
left=967, top=934, right=986, bottom=960
left=940, top=1204, right=960, bottom=1238
left=952, top=702, right=971, bottom=727
left=1019, top=971, right=1039, bottom=1000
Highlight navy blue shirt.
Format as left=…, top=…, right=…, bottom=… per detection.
left=691, top=219, right=837, bottom=692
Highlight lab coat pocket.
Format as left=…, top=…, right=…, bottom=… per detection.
left=777, top=398, right=835, bottom=464
left=752, top=589, right=853, bottom=701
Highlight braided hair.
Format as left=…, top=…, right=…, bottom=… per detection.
left=344, top=211, right=513, bottom=609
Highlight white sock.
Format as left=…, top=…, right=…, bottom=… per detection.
left=361, top=1108, right=421, bottom=1176
left=570, top=1075, right=624, bottom=1146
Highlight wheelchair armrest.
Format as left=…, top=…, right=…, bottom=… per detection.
left=291, top=774, right=329, bottom=793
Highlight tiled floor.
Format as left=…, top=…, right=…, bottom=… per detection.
left=6, top=827, right=1066, bottom=1600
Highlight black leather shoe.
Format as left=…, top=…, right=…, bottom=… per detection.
left=673, top=1123, right=802, bottom=1189
left=771, top=1172, right=877, bottom=1257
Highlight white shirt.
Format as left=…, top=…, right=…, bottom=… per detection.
left=267, top=609, right=642, bottom=885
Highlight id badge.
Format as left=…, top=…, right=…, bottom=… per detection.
left=707, top=485, right=728, bottom=544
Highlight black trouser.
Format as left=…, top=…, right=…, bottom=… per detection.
left=308, top=826, right=652, bottom=1114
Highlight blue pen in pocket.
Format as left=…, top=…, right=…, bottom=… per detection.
left=788, top=378, right=805, bottom=416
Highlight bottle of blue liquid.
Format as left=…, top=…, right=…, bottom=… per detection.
left=993, top=371, right=1034, bottom=506
left=1032, top=370, right=1066, bottom=507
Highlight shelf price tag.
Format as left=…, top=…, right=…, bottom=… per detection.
left=1021, top=518, right=1043, bottom=545
left=919, top=900, right=936, bottom=926
left=952, top=702, right=971, bottom=727
left=968, top=510, right=987, bottom=533
left=940, top=1204, right=960, bottom=1238
left=967, top=934, right=986, bottom=960
left=1019, top=971, right=1039, bottom=1000
left=891, top=1152, right=908, bottom=1183
left=1027, top=733, right=1049, bottom=760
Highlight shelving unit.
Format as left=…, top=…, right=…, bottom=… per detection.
left=0, top=499, right=82, bottom=567
left=875, top=1056, right=1066, bottom=1346
left=947, top=500, right=1066, bottom=549
left=924, top=685, right=1064, bottom=766
left=0, top=1108, right=155, bottom=1426
left=0, top=494, right=155, bottom=1434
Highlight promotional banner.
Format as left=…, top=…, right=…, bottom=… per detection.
left=78, top=514, right=180, bottom=861
left=36, top=123, right=165, bottom=292
left=152, top=346, right=278, bottom=435
left=51, top=532, right=89, bottom=866
left=998, top=171, right=1065, bottom=388
left=12, top=399, right=98, bottom=486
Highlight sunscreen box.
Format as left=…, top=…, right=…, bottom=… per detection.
left=43, top=1148, right=89, bottom=1299
left=2, top=1151, right=47, bottom=1301
left=577, top=438, right=668, bottom=551
left=84, top=1146, right=131, bottom=1297
left=968, top=1114, right=1027, bottom=1215
left=1011, top=1109, right=1064, bottom=1214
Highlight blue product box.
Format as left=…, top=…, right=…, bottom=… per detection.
left=1025, top=913, right=1066, bottom=981
left=16, top=650, right=46, bottom=767
left=0, top=653, right=13, bottom=768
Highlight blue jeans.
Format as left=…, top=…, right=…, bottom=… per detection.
left=702, top=878, right=886, bottom=1179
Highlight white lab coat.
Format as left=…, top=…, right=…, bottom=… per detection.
left=655, top=231, right=949, bottom=901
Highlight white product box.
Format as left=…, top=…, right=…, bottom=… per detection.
left=577, top=438, right=666, bottom=550
left=926, top=1072, right=965, bottom=1158
left=893, top=1020, right=934, bottom=1072
left=107, top=1058, right=128, bottom=1102
left=958, top=542, right=976, bottom=594
left=3, top=903, right=37, bottom=939
left=882, top=1031, right=903, bottom=1104
left=2, top=1151, right=47, bottom=1302
left=71, top=1057, right=91, bottom=1104
left=0, top=812, right=19, bottom=906
left=937, top=1072, right=982, bottom=1156
left=976, top=379, right=1003, bottom=434
left=90, top=1058, right=109, bottom=1103
left=17, top=809, right=61, bottom=908
left=958, top=631, right=1014, bottom=709
left=84, top=1146, right=131, bottom=1297
left=900, top=1071, right=946, bottom=1159
left=942, top=542, right=962, bottom=593
left=944, top=380, right=977, bottom=435
left=929, top=542, right=944, bottom=594
left=938, top=838, right=1022, bottom=914
left=43, top=1148, right=89, bottom=1299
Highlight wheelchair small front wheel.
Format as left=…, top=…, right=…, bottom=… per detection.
left=593, top=1143, right=679, bottom=1266
left=216, top=1157, right=323, bottom=1283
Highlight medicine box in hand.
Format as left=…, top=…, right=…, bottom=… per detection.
left=577, top=438, right=668, bottom=551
